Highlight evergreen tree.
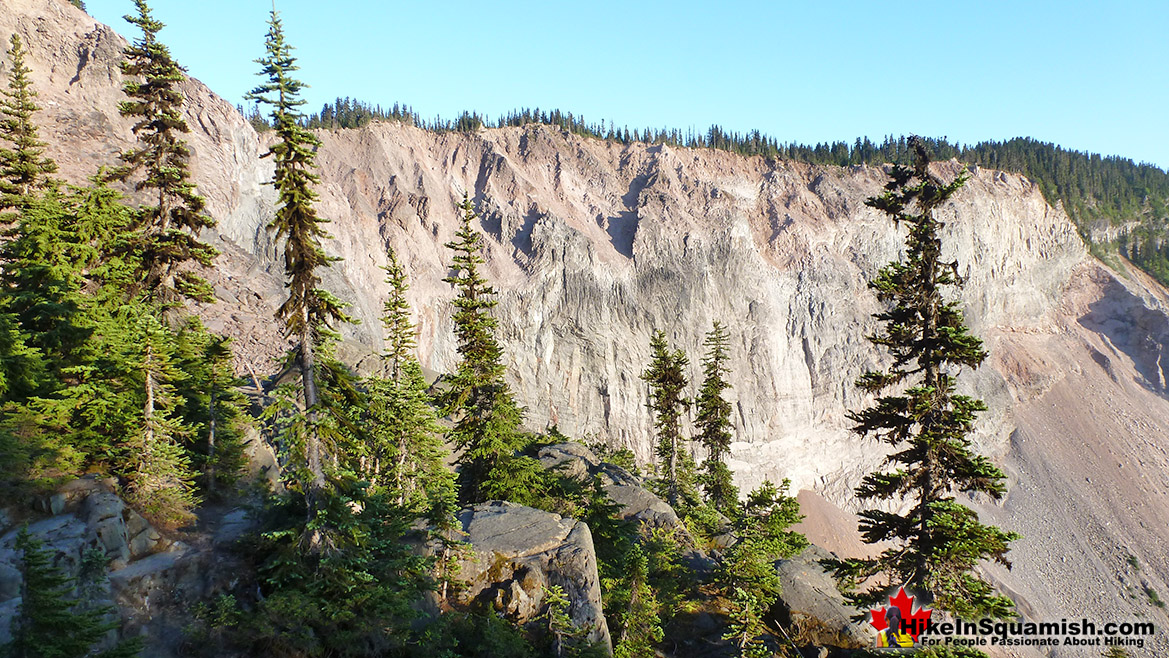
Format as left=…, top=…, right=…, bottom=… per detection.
left=720, top=587, right=771, bottom=658
left=364, top=246, right=452, bottom=513
left=247, top=9, right=352, bottom=514
left=126, top=308, right=199, bottom=527
left=112, top=0, right=216, bottom=304
left=0, top=33, right=58, bottom=214
left=442, top=194, right=542, bottom=505
left=641, top=331, right=691, bottom=508
left=172, top=321, right=249, bottom=496
left=833, top=138, right=1017, bottom=619
left=5, top=527, right=140, bottom=658
left=0, top=192, right=89, bottom=382
left=612, top=545, right=663, bottom=658
left=694, top=321, right=737, bottom=512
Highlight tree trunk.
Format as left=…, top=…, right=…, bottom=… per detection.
left=300, top=315, right=324, bottom=513
left=667, top=434, right=678, bottom=508
left=206, top=386, right=217, bottom=496
left=143, top=341, right=155, bottom=466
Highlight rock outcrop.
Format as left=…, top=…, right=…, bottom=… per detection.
left=455, top=502, right=610, bottom=649
left=774, top=545, right=873, bottom=649
left=0, top=478, right=257, bottom=653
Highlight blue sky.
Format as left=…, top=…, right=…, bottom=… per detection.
left=84, top=1, right=1169, bottom=169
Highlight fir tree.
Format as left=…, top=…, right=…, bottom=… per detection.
left=720, top=587, right=771, bottom=658
left=247, top=9, right=352, bottom=514
left=112, top=0, right=216, bottom=304
left=364, top=246, right=452, bottom=513
left=126, top=308, right=199, bottom=528
left=694, top=321, right=737, bottom=512
left=172, top=321, right=249, bottom=496
left=0, top=192, right=89, bottom=381
left=5, top=527, right=140, bottom=658
left=442, top=194, right=542, bottom=505
left=641, top=331, right=691, bottom=508
left=833, top=138, right=1017, bottom=619
left=612, top=545, right=663, bottom=658
left=0, top=33, right=58, bottom=213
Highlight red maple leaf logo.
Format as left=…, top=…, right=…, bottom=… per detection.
left=869, top=587, right=933, bottom=642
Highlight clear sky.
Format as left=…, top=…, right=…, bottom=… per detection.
left=83, top=0, right=1169, bottom=169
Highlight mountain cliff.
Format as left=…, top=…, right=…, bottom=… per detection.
left=4, top=0, right=1169, bottom=654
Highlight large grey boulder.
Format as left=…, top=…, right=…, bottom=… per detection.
left=456, top=502, right=611, bottom=651
left=774, top=545, right=875, bottom=648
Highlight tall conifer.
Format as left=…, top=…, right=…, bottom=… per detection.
left=112, top=0, right=216, bottom=304
left=365, top=246, right=451, bottom=512
left=834, top=139, right=1017, bottom=619
left=248, top=9, right=352, bottom=515
left=0, top=33, right=57, bottom=213
left=442, top=194, right=541, bottom=504
left=694, top=321, right=737, bottom=511
left=641, top=331, right=691, bottom=508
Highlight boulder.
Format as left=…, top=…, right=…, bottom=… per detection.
left=774, top=545, right=874, bottom=648
left=537, top=443, right=601, bottom=481
left=456, top=502, right=611, bottom=651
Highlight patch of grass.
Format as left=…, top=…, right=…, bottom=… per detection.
left=1142, top=583, right=1165, bottom=609
left=1126, top=554, right=1141, bottom=571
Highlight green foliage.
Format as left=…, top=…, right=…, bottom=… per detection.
left=611, top=544, right=663, bottom=658
left=1102, top=647, right=1132, bottom=658
left=721, top=587, right=773, bottom=658
left=122, top=308, right=200, bottom=528
left=240, top=482, right=433, bottom=657
left=248, top=9, right=354, bottom=510
left=695, top=321, right=739, bottom=512
left=4, top=527, right=140, bottom=658
left=362, top=246, right=455, bottom=519
left=306, top=97, right=420, bottom=130
left=172, top=321, right=249, bottom=496
left=834, top=139, right=1018, bottom=619
left=247, top=9, right=349, bottom=343
left=641, top=331, right=694, bottom=509
left=539, top=585, right=605, bottom=658
left=111, top=0, right=216, bottom=304
left=442, top=195, right=539, bottom=505
left=713, top=479, right=806, bottom=658
left=417, top=611, right=537, bottom=658
left=0, top=33, right=58, bottom=214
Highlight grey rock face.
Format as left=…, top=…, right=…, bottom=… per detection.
left=775, top=545, right=874, bottom=648
left=456, top=502, right=610, bottom=649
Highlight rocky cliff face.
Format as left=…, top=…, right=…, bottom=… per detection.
left=6, top=0, right=1169, bottom=652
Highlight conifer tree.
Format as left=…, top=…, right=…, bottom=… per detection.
left=613, top=545, right=663, bottom=658
left=5, top=527, right=140, bottom=658
left=641, top=331, right=691, bottom=508
left=0, top=33, right=57, bottom=213
left=833, top=138, right=1017, bottom=619
left=127, top=308, right=198, bottom=527
left=248, top=9, right=352, bottom=513
left=442, top=194, right=541, bottom=504
left=173, top=322, right=249, bottom=496
left=0, top=192, right=89, bottom=379
left=721, top=587, right=771, bottom=658
left=364, top=246, right=452, bottom=512
left=694, top=321, right=737, bottom=511
left=112, top=0, right=216, bottom=304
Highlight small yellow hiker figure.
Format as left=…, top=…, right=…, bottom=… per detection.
left=877, top=605, right=914, bottom=648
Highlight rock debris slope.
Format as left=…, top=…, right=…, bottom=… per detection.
left=4, top=0, right=1169, bottom=653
